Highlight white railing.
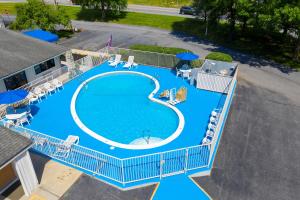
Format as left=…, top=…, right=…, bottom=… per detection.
left=2, top=50, right=238, bottom=185
left=9, top=124, right=211, bottom=185
left=208, top=68, right=238, bottom=164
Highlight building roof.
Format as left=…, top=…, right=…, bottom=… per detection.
left=0, top=126, right=32, bottom=168
left=0, top=28, right=68, bottom=79
left=201, top=59, right=237, bottom=77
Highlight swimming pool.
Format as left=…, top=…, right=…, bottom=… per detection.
left=71, top=71, right=184, bottom=149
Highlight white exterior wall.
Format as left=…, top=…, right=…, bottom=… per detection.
left=0, top=55, right=63, bottom=92
left=12, top=151, right=38, bottom=196
left=0, top=79, right=6, bottom=92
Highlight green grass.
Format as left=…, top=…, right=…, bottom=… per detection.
left=128, top=0, right=192, bottom=8
left=1, top=2, right=299, bottom=70
left=129, top=44, right=190, bottom=54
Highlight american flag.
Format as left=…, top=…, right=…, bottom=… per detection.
left=106, top=34, right=112, bottom=48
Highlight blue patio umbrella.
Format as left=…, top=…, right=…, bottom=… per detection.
left=176, top=52, right=199, bottom=61
left=0, top=89, right=29, bottom=104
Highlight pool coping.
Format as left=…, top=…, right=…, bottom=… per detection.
left=70, top=71, right=185, bottom=150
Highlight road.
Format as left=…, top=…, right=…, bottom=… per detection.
left=0, top=0, right=194, bottom=18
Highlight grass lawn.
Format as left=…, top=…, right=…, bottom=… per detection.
left=0, top=2, right=299, bottom=70
left=129, top=44, right=191, bottom=54
left=128, top=0, right=192, bottom=8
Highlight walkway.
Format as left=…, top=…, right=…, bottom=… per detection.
left=152, top=174, right=210, bottom=200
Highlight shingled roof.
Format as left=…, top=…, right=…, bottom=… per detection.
left=0, top=126, right=32, bottom=168
left=0, top=28, right=68, bottom=79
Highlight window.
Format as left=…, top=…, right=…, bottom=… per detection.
left=4, top=71, right=28, bottom=90
left=34, top=59, right=56, bottom=75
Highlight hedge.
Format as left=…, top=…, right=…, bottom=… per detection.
left=129, top=44, right=191, bottom=55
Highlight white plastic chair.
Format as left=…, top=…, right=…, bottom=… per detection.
left=123, top=56, right=134, bottom=69
left=16, top=115, right=30, bottom=127
left=27, top=92, right=40, bottom=104
left=206, top=130, right=214, bottom=137
left=211, top=109, right=221, bottom=118
left=209, top=116, right=217, bottom=124
left=109, top=54, right=122, bottom=67
left=33, top=87, right=47, bottom=100
left=52, top=79, right=63, bottom=90
left=44, top=82, right=56, bottom=95
left=202, top=136, right=212, bottom=145
left=176, top=68, right=182, bottom=77
left=208, top=123, right=216, bottom=131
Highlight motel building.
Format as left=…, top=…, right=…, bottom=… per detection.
left=0, top=28, right=67, bottom=91
left=0, top=126, right=38, bottom=197
left=0, top=28, right=68, bottom=196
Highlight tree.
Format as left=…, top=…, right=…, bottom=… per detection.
left=75, top=0, right=127, bottom=21
left=236, top=0, right=254, bottom=33
left=11, top=0, right=71, bottom=31
left=193, top=0, right=217, bottom=22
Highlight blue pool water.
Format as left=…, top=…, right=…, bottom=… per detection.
left=75, top=73, right=179, bottom=145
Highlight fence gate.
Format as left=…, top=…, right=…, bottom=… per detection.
left=160, top=149, right=187, bottom=177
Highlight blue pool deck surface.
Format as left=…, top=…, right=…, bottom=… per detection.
left=25, top=61, right=226, bottom=158
left=15, top=61, right=236, bottom=198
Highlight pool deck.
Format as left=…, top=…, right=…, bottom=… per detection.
left=25, top=62, right=225, bottom=158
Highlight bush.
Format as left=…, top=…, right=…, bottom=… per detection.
left=129, top=44, right=191, bottom=55
left=205, top=52, right=233, bottom=62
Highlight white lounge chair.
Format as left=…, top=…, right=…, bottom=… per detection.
left=27, top=92, right=40, bottom=104
left=202, top=136, right=212, bottom=145
left=54, top=135, right=79, bottom=158
left=176, top=68, right=182, bottom=77
left=123, top=56, right=134, bottom=69
left=109, top=54, right=122, bottom=67
left=211, top=108, right=221, bottom=118
left=207, top=123, right=216, bottom=131
left=209, top=116, right=217, bottom=124
left=44, top=82, right=56, bottom=95
left=51, top=79, right=63, bottom=90
left=33, top=87, right=47, bottom=100
left=206, top=130, right=214, bottom=137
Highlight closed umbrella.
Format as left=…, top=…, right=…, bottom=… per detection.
left=0, top=89, right=29, bottom=104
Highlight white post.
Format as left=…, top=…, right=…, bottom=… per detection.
left=13, top=152, right=38, bottom=196
left=184, top=148, right=189, bottom=173
left=159, top=153, right=164, bottom=179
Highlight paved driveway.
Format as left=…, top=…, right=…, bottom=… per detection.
left=60, top=174, right=156, bottom=200
left=193, top=79, right=300, bottom=200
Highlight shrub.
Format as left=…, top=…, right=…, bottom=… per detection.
left=205, top=52, right=233, bottom=62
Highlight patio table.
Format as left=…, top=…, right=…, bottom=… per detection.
left=5, top=112, right=27, bottom=120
